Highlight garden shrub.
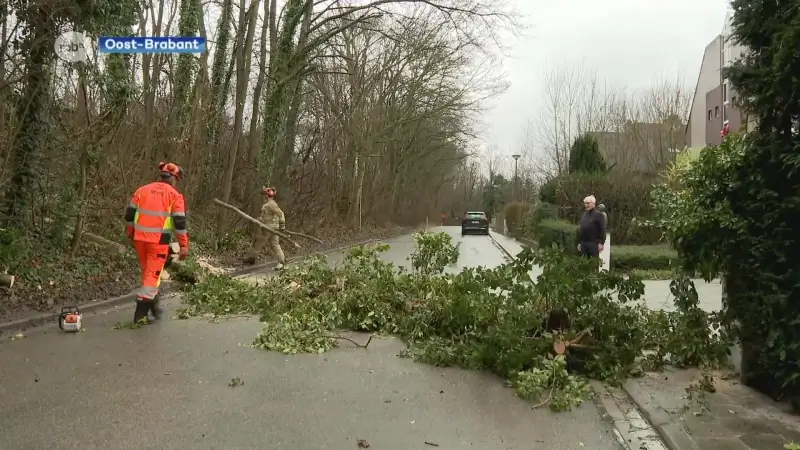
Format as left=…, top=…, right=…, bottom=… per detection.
left=519, top=202, right=557, bottom=238
left=611, top=245, right=676, bottom=272
left=533, top=202, right=558, bottom=225
left=650, top=132, right=800, bottom=402
left=536, top=219, right=575, bottom=252
left=538, top=179, right=557, bottom=204
left=504, top=202, right=532, bottom=235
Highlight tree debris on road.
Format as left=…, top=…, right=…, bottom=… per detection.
left=178, top=231, right=730, bottom=412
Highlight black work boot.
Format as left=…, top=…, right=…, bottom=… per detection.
left=133, top=300, right=150, bottom=324
left=150, top=295, right=164, bottom=321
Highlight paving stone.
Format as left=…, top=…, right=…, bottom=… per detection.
left=722, top=416, right=780, bottom=436
left=739, top=433, right=791, bottom=450
left=693, top=437, right=750, bottom=450
left=779, top=427, right=800, bottom=443
left=682, top=413, right=734, bottom=439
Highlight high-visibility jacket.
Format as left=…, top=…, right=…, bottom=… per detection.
left=124, top=181, right=189, bottom=248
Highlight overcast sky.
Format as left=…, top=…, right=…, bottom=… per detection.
left=481, top=0, right=731, bottom=158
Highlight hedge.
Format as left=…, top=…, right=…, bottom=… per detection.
left=537, top=219, right=576, bottom=252
left=612, top=245, right=677, bottom=272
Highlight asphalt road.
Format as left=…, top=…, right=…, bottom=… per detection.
left=0, top=227, right=621, bottom=450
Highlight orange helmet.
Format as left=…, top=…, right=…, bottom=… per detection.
left=263, top=186, right=276, bottom=197
left=158, top=162, right=184, bottom=181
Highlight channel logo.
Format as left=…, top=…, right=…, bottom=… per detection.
left=54, top=31, right=90, bottom=63
left=98, top=36, right=207, bottom=54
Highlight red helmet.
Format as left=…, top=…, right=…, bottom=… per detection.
left=263, top=186, right=276, bottom=197
left=158, top=162, right=184, bottom=181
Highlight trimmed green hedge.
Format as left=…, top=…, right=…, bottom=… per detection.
left=612, top=245, right=677, bottom=272
left=537, top=219, right=576, bottom=251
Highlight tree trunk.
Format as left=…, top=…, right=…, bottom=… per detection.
left=68, top=69, right=91, bottom=261
left=245, top=0, right=272, bottom=218
left=217, top=0, right=260, bottom=238
left=2, top=4, right=55, bottom=226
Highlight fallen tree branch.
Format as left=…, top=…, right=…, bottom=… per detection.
left=323, top=333, right=373, bottom=349
left=212, top=198, right=301, bottom=249
left=83, top=232, right=127, bottom=253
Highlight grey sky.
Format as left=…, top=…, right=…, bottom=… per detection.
left=482, top=0, right=731, bottom=157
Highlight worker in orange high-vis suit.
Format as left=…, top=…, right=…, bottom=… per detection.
left=124, top=162, right=189, bottom=323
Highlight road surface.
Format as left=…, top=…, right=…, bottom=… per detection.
left=0, top=227, right=622, bottom=450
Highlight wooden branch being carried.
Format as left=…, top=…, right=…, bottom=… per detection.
left=213, top=198, right=322, bottom=248
left=281, top=228, right=323, bottom=244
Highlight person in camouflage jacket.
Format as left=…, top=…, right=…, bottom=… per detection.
left=245, top=187, right=286, bottom=268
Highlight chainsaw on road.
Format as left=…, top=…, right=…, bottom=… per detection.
left=58, top=306, right=83, bottom=332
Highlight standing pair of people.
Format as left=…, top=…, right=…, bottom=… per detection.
left=577, top=195, right=607, bottom=258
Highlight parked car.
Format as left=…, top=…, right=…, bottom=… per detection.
left=461, top=211, right=490, bottom=236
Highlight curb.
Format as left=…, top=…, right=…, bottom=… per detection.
left=590, top=381, right=633, bottom=450
left=621, top=380, right=700, bottom=450
left=0, top=229, right=418, bottom=335
left=487, top=232, right=516, bottom=261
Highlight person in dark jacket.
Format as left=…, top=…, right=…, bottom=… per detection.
left=596, top=203, right=608, bottom=228
left=576, top=195, right=606, bottom=258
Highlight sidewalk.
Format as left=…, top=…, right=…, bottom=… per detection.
left=502, top=232, right=800, bottom=450
left=624, top=368, right=800, bottom=450
left=629, top=277, right=800, bottom=450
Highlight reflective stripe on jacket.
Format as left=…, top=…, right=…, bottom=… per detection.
left=124, top=181, right=189, bottom=247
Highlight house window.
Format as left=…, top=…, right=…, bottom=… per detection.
left=732, top=96, right=737, bottom=107
left=715, top=106, right=719, bottom=117
left=708, top=110, right=712, bottom=120
left=723, top=84, right=728, bottom=102
left=723, top=104, right=728, bottom=121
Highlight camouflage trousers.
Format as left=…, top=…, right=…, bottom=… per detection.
left=248, top=229, right=285, bottom=264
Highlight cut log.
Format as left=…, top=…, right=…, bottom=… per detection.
left=83, top=232, right=128, bottom=253
left=0, top=273, right=15, bottom=288
left=212, top=198, right=305, bottom=248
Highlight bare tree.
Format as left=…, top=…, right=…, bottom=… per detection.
left=528, top=63, right=614, bottom=179
left=591, top=74, right=691, bottom=173
left=525, top=63, right=691, bottom=179
left=0, top=0, right=519, bottom=302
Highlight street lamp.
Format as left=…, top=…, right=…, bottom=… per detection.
left=511, top=154, right=521, bottom=201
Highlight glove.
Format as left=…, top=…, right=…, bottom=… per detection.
left=179, top=246, right=189, bottom=261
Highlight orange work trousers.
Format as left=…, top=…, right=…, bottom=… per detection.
left=133, top=241, right=170, bottom=300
